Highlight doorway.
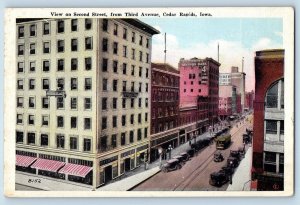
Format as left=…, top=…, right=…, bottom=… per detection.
left=104, top=165, right=112, bottom=183
left=124, top=158, right=131, bottom=172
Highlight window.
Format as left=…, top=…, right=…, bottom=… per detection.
left=70, top=137, right=78, bottom=150
left=30, top=43, right=35, bottom=55
left=138, top=98, right=142, bottom=108
left=29, top=97, right=35, bottom=108
left=122, top=63, right=127, bottom=75
left=121, top=133, right=126, bottom=145
left=71, top=97, right=77, bottom=109
left=27, top=132, right=35, bottom=145
left=17, top=79, right=23, bottom=90
left=85, top=78, right=92, bottom=90
left=30, top=24, right=36, bottom=36
left=57, top=134, right=65, bottom=148
left=113, top=98, right=117, bottom=109
left=102, top=78, right=107, bottom=91
left=71, top=78, right=77, bottom=90
left=57, top=20, right=64, bottom=33
left=139, top=83, right=142, bottom=92
left=138, top=113, right=141, bottom=123
left=16, top=131, right=24, bottom=143
left=102, top=19, right=108, bottom=31
left=122, top=81, right=127, bottom=92
left=146, top=83, right=148, bottom=92
left=132, top=32, right=135, bottom=43
left=30, top=62, right=35, bottom=72
left=131, top=65, right=135, bottom=76
left=130, top=114, right=134, bottom=124
left=18, top=44, right=24, bottom=55
left=57, top=40, right=64, bottom=52
left=100, top=136, right=107, bottom=151
left=146, top=53, right=149, bottom=63
left=122, top=115, right=126, bottom=126
left=18, top=26, right=24, bottom=38
left=113, top=61, right=118, bottom=73
left=113, top=24, right=118, bottom=35
left=113, top=42, right=118, bottom=54
left=17, top=114, right=23, bottom=124
left=279, top=153, right=284, bottom=173
left=84, top=98, right=92, bottom=110
left=280, top=120, right=284, bottom=134
left=83, top=139, right=91, bottom=152
left=264, top=151, right=276, bottom=173
left=28, top=115, right=35, bottom=125
left=71, top=39, right=78, bottom=51
left=191, top=89, right=193, bottom=92
left=57, top=78, right=64, bottom=90
left=85, top=37, right=92, bottom=50
left=84, top=118, right=91, bottom=130
left=57, top=59, right=64, bottom=71
left=85, top=57, right=92, bottom=70
left=102, top=117, right=107, bottom=130
left=111, top=134, right=117, bottom=148
left=137, top=129, right=142, bottom=141
left=42, top=97, right=49, bottom=109
left=85, top=19, right=92, bottom=30
left=139, top=51, right=143, bottom=62
left=145, top=113, right=148, bottom=122
left=102, top=58, right=108, bottom=72
left=139, top=67, right=142, bottom=77
left=144, top=127, right=148, bottom=138
left=122, top=98, right=126, bottom=108
left=17, top=62, right=24, bottom=73
left=43, top=42, right=50, bottom=53
left=29, top=79, right=35, bottom=90
left=71, top=19, right=78, bottom=31
left=130, top=131, right=134, bottom=143
left=123, top=28, right=127, bottom=39
left=146, top=38, right=150, bottom=48
left=146, top=68, right=149, bottom=78
left=131, top=98, right=134, bottom=108
left=17, top=97, right=24, bottom=108
left=131, top=82, right=135, bottom=92
left=57, top=116, right=64, bottom=128
left=71, top=117, right=77, bottom=128
left=102, top=97, right=107, bottom=110
left=266, top=120, right=277, bottom=134
left=102, top=38, right=108, bottom=52
left=42, top=115, right=49, bottom=126
left=57, top=97, right=64, bottom=109
left=113, top=80, right=118, bottom=91
left=145, top=98, right=148, bottom=107
left=139, top=35, right=143, bottom=46
left=113, top=116, right=117, bottom=128
left=123, top=46, right=127, bottom=57
left=71, top=58, right=78, bottom=71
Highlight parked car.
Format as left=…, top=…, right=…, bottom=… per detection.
left=172, top=155, right=185, bottom=165
left=187, top=149, right=195, bottom=157
left=238, top=146, right=245, bottom=156
left=213, top=152, right=224, bottom=162
left=209, top=171, right=229, bottom=187
left=227, top=156, right=239, bottom=168
left=243, top=133, right=252, bottom=144
left=221, top=166, right=234, bottom=175
left=230, top=150, right=241, bottom=161
left=180, top=152, right=190, bottom=161
left=161, top=159, right=182, bottom=173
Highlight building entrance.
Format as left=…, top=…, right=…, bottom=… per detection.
left=124, top=158, right=131, bottom=172
left=104, top=165, right=112, bottom=183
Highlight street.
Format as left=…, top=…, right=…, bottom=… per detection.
left=133, top=115, right=253, bottom=191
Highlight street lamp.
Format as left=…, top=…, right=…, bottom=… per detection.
left=158, top=147, right=163, bottom=168
left=168, top=144, right=172, bottom=159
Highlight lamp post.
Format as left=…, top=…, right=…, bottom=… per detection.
left=168, top=144, right=172, bottom=159
left=158, top=147, right=163, bottom=168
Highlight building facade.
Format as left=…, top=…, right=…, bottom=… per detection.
left=150, top=63, right=180, bottom=161
left=245, top=90, right=255, bottom=111
left=15, top=18, right=159, bottom=188
left=179, top=57, right=220, bottom=125
left=251, top=49, right=284, bottom=191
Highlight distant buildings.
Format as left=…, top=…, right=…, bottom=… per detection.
left=251, top=49, right=284, bottom=191
left=218, top=85, right=237, bottom=120
left=15, top=18, right=159, bottom=188
left=245, top=90, right=255, bottom=111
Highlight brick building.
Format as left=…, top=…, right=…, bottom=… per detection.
left=251, top=49, right=284, bottom=191
left=245, top=90, right=255, bottom=111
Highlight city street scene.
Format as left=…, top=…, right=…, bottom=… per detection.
left=9, top=9, right=293, bottom=195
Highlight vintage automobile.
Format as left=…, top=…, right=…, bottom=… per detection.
left=238, top=146, right=245, bottom=156
left=243, top=133, right=252, bottom=144
left=187, top=149, right=195, bottom=157
left=180, top=152, right=190, bottom=161
left=172, top=155, right=185, bottom=165
left=191, top=138, right=211, bottom=151
left=227, top=156, right=239, bottom=168
left=230, top=150, right=241, bottom=160
left=161, top=159, right=182, bottom=173
left=209, top=171, right=229, bottom=187
left=213, top=152, right=224, bottom=162
left=221, top=166, right=234, bottom=175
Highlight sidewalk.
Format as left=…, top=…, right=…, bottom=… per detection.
left=226, top=146, right=253, bottom=191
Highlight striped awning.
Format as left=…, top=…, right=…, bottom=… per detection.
left=16, top=155, right=37, bottom=167
left=31, top=158, right=65, bottom=172
left=58, top=163, right=92, bottom=178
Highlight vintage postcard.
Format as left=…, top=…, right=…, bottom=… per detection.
left=4, top=7, right=294, bottom=197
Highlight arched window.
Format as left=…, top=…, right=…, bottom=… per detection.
left=265, top=79, right=284, bottom=109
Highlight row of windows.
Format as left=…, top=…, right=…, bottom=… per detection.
left=16, top=131, right=92, bottom=152
left=184, top=81, right=206, bottom=85
left=152, top=73, right=179, bottom=87
left=101, top=113, right=148, bottom=130
left=18, top=19, right=93, bottom=38
left=152, top=107, right=178, bottom=119
left=101, top=97, right=148, bottom=110
left=183, top=88, right=203, bottom=93
left=152, top=121, right=176, bottom=134
left=152, top=91, right=179, bottom=102
left=17, top=37, right=93, bottom=56
left=16, top=114, right=92, bottom=130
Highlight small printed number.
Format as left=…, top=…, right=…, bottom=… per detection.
left=28, top=179, right=41, bottom=183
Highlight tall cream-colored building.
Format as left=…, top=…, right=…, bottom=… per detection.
left=15, top=18, right=159, bottom=188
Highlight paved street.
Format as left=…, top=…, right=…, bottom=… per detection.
left=133, top=115, right=253, bottom=191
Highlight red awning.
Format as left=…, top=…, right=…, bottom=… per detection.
left=16, top=155, right=37, bottom=167
left=31, top=158, right=65, bottom=172
left=58, top=163, right=92, bottom=178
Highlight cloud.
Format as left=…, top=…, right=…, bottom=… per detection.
left=151, top=34, right=283, bottom=92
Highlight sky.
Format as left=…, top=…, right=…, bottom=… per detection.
left=141, top=18, right=283, bottom=92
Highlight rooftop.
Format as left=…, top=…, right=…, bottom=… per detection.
left=151, top=63, right=179, bottom=74
left=255, top=49, right=284, bottom=58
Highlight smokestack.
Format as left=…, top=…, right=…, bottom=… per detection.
left=217, top=43, right=219, bottom=63
left=242, top=57, right=244, bottom=72
left=164, top=33, right=167, bottom=65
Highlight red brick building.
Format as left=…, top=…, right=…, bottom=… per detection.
left=245, top=90, right=255, bottom=111
left=150, top=63, right=180, bottom=161
left=251, top=49, right=284, bottom=191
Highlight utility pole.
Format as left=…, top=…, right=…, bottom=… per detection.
left=164, top=32, right=167, bottom=66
